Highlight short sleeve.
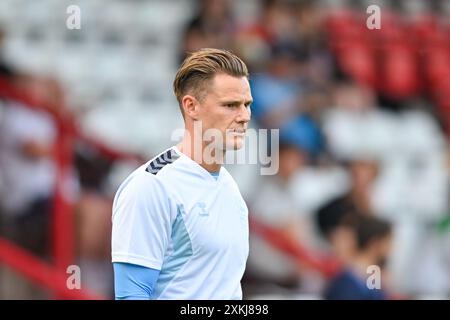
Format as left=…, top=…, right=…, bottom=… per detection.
left=113, top=262, right=161, bottom=300
left=111, top=172, right=172, bottom=270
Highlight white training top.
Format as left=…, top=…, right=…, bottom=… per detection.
left=111, top=146, right=249, bottom=299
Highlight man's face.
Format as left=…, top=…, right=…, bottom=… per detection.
left=196, top=73, right=252, bottom=150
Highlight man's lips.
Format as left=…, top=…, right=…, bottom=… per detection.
left=228, top=129, right=246, bottom=136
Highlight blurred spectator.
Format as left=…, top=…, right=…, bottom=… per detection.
left=234, top=0, right=300, bottom=70
left=0, top=28, right=15, bottom=78
left=279, top=114, right=324, bottom=158
left=245, top=142, right=310, bottom=297
left=316, top=196, right=358, bottom=265
left=0, top=77, right=57, bottom=255
left=323, top=76, right=449, bottom=297
left=324, top=214, right=393, bottom=300
left=317, top=158, right=379, bottom=220
left=0, top=75, right=58, bottom=299
left=250, top=41, right=306, bottom=129
left=74, top=145, right=114, bottom=297
left=322, top=77, right=395, bottom=162
left=313, top=157, right=380, bottom=266
left=295, top=1, right=335, bottom=90
left=180, top=0, right=235, bottom=62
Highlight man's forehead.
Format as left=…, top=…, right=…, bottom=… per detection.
left=210, top=74, right=252, bottom=99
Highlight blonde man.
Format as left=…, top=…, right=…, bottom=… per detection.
left=112, top=48, right=252, bottom=300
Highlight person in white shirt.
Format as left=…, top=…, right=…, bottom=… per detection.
left=112, top=48, right=253, bottom=299
left=0, top=100, right=56, bottom=257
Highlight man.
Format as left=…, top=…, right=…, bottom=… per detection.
left=111, top=48, right=252, bottom=299
left=323, top=214, right=392, bottom=300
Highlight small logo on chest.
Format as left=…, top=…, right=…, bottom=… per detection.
left=193, top=202, right=209, bottom=217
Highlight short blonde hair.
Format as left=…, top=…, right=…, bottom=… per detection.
left=173, top=48, right=249, bottom=115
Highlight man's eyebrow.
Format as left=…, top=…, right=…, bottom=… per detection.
left=221, top=99, right=253, bottom=104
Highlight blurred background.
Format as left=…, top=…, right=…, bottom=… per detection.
left=0, top=0, right=449, bottom=300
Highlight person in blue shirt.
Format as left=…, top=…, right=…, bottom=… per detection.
left=324, top=214, right=392, bottom=300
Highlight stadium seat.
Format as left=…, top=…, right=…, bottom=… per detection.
left=379, top=41, right=421, bottom=100
left=336, top=41, right=377, bottom=88
left=424, top=44, right=450, bottom=90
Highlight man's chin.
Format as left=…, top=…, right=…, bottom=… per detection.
left=226, top=141, right=244, bottom=150
left=223, top=135, right=245, bottom=151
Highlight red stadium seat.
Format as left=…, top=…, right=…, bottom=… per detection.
left=379, top=41, right=421, bottom=99
left=336, top=41, right=377, bottom=87
left=423, top=44, right=450, bottom=90
left=325, top=9, right=366, bottom=54
left=376, top=11, right=407, bottom=43
left=325, top=9, right=360, bottom=39
left=432, top=80, right=450, bottom=115
left=410, top=14, right=440, bottom=44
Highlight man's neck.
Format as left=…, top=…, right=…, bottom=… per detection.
left=177, top=136, right=224, bottom=173
left=350, top=253, right=377, bottom=279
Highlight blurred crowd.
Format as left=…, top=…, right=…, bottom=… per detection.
left=0, top=0, right=450, bottom=300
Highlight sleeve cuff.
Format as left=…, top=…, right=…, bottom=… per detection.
left=112, top=252, right=162, bottom=270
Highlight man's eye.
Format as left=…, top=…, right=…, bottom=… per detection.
left=226, top=104, right=236, bottom=108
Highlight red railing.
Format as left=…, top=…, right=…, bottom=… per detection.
left=0, top=238, right=101, bottom=299
left=249, top=216, right=342, bottom=279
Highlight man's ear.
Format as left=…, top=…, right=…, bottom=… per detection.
left=182, top=95, right=199, bottom=121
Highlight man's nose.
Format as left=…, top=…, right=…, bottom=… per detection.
left=237, top=104, right=251, bottom=123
